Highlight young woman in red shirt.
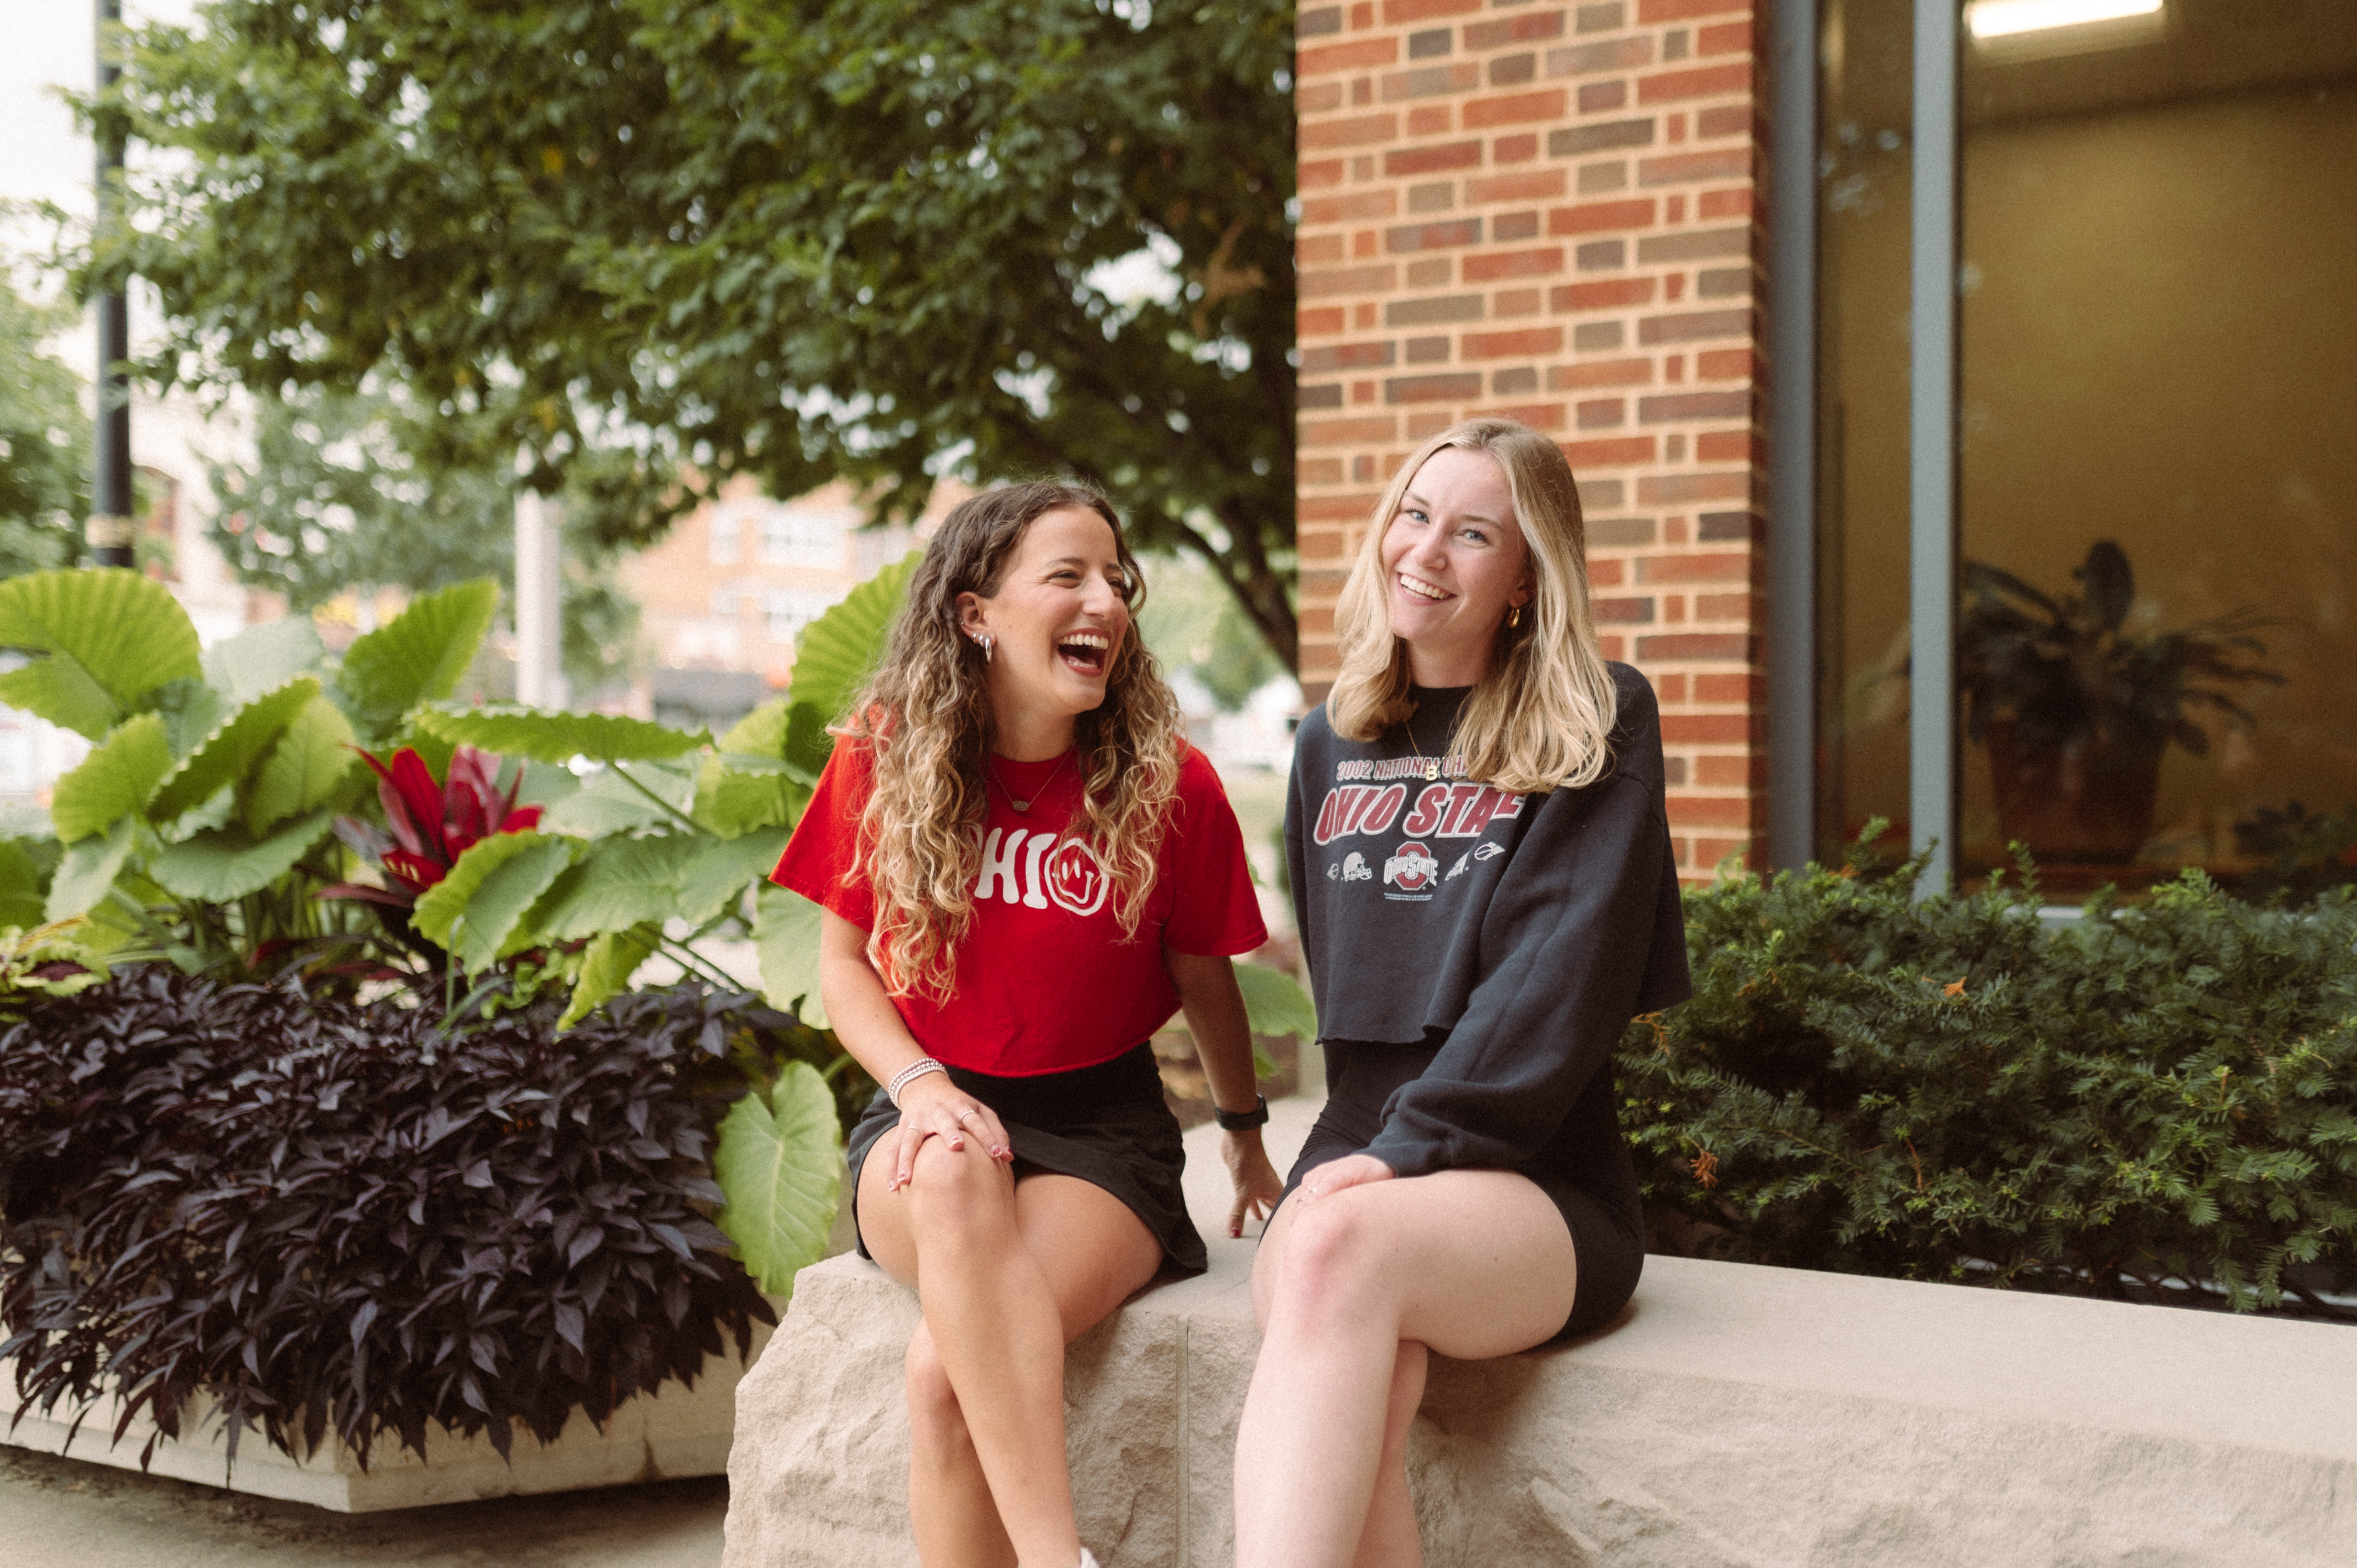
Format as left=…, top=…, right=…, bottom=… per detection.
left=771, top=480, right=1284, bottom=1568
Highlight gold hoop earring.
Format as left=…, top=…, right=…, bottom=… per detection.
left=1506, top=603, right=1523, bottom=630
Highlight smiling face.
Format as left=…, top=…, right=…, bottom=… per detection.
left=956, top=505, right=1133, bottom=756
left=1379, top=446, right=1534, bottom=687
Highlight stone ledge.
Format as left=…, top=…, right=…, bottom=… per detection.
left=726, top=1098, right=2357, bottom=1566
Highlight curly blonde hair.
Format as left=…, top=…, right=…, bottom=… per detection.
left=1328, top=417, right=1620, bottom=793
left=833, top=482, right=1188, bottom=1000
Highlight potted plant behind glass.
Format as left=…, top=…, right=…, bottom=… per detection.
left=1959, top=539, right=2283, bottom=863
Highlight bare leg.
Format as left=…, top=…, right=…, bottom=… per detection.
left=1233, top=1171, right=1577, bottom=1568
left=861, top=1146, right=1161, bottom=1568
left=1353, top=1340, right=1428, bottom=1568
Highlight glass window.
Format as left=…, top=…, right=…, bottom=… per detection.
left=1956, top=0, right=2357, bottom=895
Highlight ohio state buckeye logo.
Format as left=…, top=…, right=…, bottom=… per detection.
left=1043, top=838, right=1110, bottom=916
left=1383, top=841, right=1439, bottom=893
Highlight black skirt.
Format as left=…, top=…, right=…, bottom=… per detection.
left=1280, top=1039, right=1644, bottom=1343
left=844, top=1042, right=1207, bottom=1276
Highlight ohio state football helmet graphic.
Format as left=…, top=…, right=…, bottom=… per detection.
left=1339, top=852, right=1373, bottom=882
left=1383, top=841, right=1439, bottom=892
left=1043, top=838, right=1110, bottom=916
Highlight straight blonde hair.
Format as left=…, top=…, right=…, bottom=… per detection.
left=1327, top=417, right=1619, bottom=793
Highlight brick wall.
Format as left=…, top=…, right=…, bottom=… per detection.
left=1294, top=0, right=1768, bottom=879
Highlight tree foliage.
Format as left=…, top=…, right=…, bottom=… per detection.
left=93, top=0, right=1300, bottom=662
left=0, top=273, right=89, bottom=579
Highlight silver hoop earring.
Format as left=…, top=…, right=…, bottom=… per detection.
left=971, top=631, right=994, bottom=662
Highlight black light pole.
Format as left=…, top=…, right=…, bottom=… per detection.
left=89, top=0, right=135, bottom=569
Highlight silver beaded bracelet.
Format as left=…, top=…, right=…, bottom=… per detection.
left=886, top=1057, right=948, bottom=1107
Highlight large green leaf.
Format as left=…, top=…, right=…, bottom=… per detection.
left=411, top=832, right=578, bottom=968
left=49, top=714, right=172, bottom=843
left=713, top=1061, right=844, bottom=1298
left=0, top=841, right=49, bottom=930
left=1236, top=961, right=1318, bottom=1044
left=694, top=700, right=808, bottom=839
left=785, top=553, right=919, bottom=724
left=532, top=834, right=708, bottom=942
left=202, top=617, right=325, bottom=704
left=557, top=924, right=662, bottom=1030
left=418, top=706, right=707, bottom=765
left=0, top=569, right=203, bottom=739
left=539, top=759, right=694, bottom=836
left=148, top=679, right=322, bottom=825
left=336, top=579, right=499, bottom=736
left=678, top=827, right=790, bottom=929
left=149, top=810, right=335, bottom=902
left=755, top=882, right=828, bottom=1029
left=243, top=695, right=359, bottom=835
left=45, top=819, right=135, bottom=921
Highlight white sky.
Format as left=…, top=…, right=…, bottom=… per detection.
left=2, top=0, right=202, bottom=369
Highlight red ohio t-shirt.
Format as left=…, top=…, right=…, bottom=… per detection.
left=770, top=738, right=1268, bottom=1077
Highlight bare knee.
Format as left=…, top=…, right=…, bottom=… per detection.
left=1265, top=1196, right=1397, bottom=1334
left=900, top=1139, right=1014, bottom=1247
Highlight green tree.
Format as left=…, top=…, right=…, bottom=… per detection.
left=0, top=273, right=89, bottom=579
left=89, top=0, right=1300, bottom=666
left=209, top=385, right=640, bottom=695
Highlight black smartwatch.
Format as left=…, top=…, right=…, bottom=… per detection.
left=1214, top=1092, right=1270, bottom=1132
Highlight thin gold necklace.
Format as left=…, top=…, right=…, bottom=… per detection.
left=990, top=750, right=1073, bottom=813
left=1404, top=714, right=1444, bottom=782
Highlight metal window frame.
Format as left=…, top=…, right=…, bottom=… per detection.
left=1768, top=0, right=1959, bottom=885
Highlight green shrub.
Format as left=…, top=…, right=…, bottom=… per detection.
left=1620, top=842, right=2357, bottom=1313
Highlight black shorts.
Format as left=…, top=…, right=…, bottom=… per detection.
left=844, top=1041, right=1207, bottom=1276
left=1279, top=1040, right=1643, bottom=1343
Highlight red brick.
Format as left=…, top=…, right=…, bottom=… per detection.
left=1563, top=435, right=1657, bottom=466
left=1472, top=401, right=1567, bottom=429
left=1694, top=591, right=1763, bottom=622
left=1466, top=11, right=1568, bottom=48
left=1463, top=325, right=1565, bottom=358
left=1298, top=234, right=1347, bottom=266
left=1299, top=458, right=1347, bottom=485
left=1304, top=113, right=1400, bottom=150
left=1659, top=713, right=1757, bottom=744
left=1301, top=82, right=1346, bottom=114
left=1665, top=794, right=1760, bottom=829
left=1550, top=357, right=1653, bottom=389
left=1692, top=672, right=1761, bottom=703
left=1638, top=471, right=1750, bottom=504
left=1697, top=187, right=1754, bottom=219
left=1297, top=526, right=1348, bottom=561
left=1546, top=37, right=1652, bottom=76
left=1589, top=557, right=1625, bottom=586
left=1300, top=604, right=1336, bottom=637
left=1463, top=247, right=1563, bottom=282
left=1695, top=753, right=1767, bottom=788
left=1694, top=347, right=1759, bottom=379
left=1548, top=198, right=1655, bottom=236
left=1638, top=552, right=1750, bottom=583
left=1688, top=836, right=1754, bottom=868
left=1302, top=159, right=1347, bottom=190
left=1386, top=219, right=1483, bottom=253
left=1696, top=429, right=1763, bottom=462
left=1385, top=140, right=1485, bottom=176
left=1576, top=397, right=1625, bottom=427
left=1637, top=0, right=1752, bottom=19
left=1299, top=491, right=1384, bottom=521
left=1303, top=190, right=1400, bottom=223
left=1466, top=170, right=1567, bottom=204
left=1639, top=149, right=1752, bottom=186
left=1301, top=37, right=1400, bottom=76
left=1301, top=415, right=1400, bottom=446
left=1301, top=340, right=1401, bottom=372
left=1387, top=372, right=1484, bottom=403
left=1643, top=634, right=1756, bottom=665
left=1698, top=20, right=1754, bottom=55
left=1594, top=595, right=1656, bottom=623
left=1638, top=389, right=1752, bottom=421
left=1494, top=132, right=1540, bottom=162
left=1384, top=0, right=1482, bottom=19
left=1638, top=63, right=1753, bottom=105
left=1302, top=263, right=1400, bottom=299
left=1697, top=105, right=1754, bottom=138
left=1382, top=62, right=1483, bottom=101
left=1638, top=307, right=1752, bottom=343
left=1299, top=307, right=1347, bottom=335
left=1550, top=277, right=1657, bottom=311
left=1407, top=104, right=1455, bottom=136
left=1465, top=89, right=1568, bottom=129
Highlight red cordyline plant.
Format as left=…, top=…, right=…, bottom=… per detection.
left=322, top=745, right=543, bottom=914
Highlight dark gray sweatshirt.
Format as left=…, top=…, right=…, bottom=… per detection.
left=1284, top=663, right=1691, bottom=1183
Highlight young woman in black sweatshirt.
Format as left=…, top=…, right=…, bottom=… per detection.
left=1233, top=418, right=1690, bottom=1567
